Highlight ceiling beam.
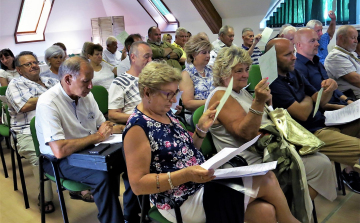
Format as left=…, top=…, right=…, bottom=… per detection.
left=190, top=0, right=222, bottom=34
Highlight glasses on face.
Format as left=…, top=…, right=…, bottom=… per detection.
left=157, top=88, right=180, bottom=100
left=19, top=61, right=39, bottom=68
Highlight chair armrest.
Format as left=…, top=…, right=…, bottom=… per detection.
left=41, top=153, right=59, bottom=163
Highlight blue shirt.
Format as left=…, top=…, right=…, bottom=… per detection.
left=317, top=32, right=330, bottom=64
left=295, top=53, right=347, bottom=106
left=241, top=44, right=262, bottom=65
left=270, top=70, right=326, bottom=133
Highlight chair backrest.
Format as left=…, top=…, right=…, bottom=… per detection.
left=192, top=105, right=217, bottom=159
left=30, top=117, right=41, bottom=157
left=0, top=86, right=7, bottom=96
left=90, top=86, right=108, bottom=115
left=247, top=65, right=262, bottom=92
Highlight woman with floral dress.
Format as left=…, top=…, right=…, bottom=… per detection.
left=123, top=61, right=300, bottom=223
left=180, top=34, right=214, bottom=124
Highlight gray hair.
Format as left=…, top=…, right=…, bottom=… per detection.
left=336, top=25, right=355, bottom=40
left=282, top=26, right=297, bottom=35
left=175, top=27, right=188, bottom=37
left=242, top=27, right=253, bottom=35
left=278, top=24, right=292, bottom=35
left=81, top=42, right=92, bottom=58
left=44, top=45, right=65, bottom=66
left=306, top=20, right=322, bottom=29
left=15, top=51, right=38, bottom=67
left=129, top=41, right=151, bottom=64
left=106, top=36, right=118, bottom=46
left=219, top=25, right=234, bottom=36
left=58, top=56, right=90, bottom=80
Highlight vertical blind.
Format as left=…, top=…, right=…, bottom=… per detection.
left=266, top=0, right=356, bottom=28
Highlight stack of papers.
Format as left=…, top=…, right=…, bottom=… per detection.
left=201, top=135, right=260, bottom=170
left=324, top=99, right=360, bottom=126
left=95, top=134, right=122, bottom=146
left=214, top=161, right=277, bottom=179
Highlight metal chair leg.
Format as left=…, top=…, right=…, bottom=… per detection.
left=312, top=200, right=318, bottom=223
left=52, top=162, right=69, bottom=223
left=16, top=150, right=29, bottom=208
left=9, top=139, right=17, bottom=191
left=39, top=156, right=45, bottom=223
left=0, top=139, right=8, bottom=178
left=335, top=162, right=346, bottom=196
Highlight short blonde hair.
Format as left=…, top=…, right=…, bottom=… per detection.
left=212, top=46, right=252, bottom=87
left=184, top=34, right=213, bottom=64
left=138, top=61, right=182, bottom=97
left=162, top=34, right=172, bottom=42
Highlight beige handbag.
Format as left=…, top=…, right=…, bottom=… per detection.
left=266, top=106, right=325, bottom=156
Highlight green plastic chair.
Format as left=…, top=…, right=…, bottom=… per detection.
left=192, top=105, right=217, bottom=159
left=30, top=117, right=91, bottom=223
left=90, top=85, right=108, bottom=115
left=247, top=64, right=262, bottom=94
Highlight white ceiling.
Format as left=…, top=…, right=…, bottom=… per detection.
left=210, top=0, right=272, bottom=18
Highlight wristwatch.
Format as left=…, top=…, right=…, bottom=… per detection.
left=167, top=54, right=170, bottom=59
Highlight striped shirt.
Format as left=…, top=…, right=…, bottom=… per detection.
left=241, top=44, right=262, bottom=65
left=6, top=76, right=58, bottom=134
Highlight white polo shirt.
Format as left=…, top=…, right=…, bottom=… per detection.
left=93, top=61, right=115, bottom=91
left=36, top=83, right=106, bottom=156
left=102, top=48, right=122, bottom=66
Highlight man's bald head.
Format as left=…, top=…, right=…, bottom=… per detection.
left=266, top=38, right=296, bottom=75
left=294, top=28, right=319, bottom=60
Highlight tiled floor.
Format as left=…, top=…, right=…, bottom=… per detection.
left=0, top=146, right=359, bottom=223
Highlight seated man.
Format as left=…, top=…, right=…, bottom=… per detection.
left=325, top=25, right=360, bottom=99
left=268, top=38, right=360, bottom=193
left=306, top=10, right=336, bottom=64
left=109, top=41, right=152, bottom=124
left=147, top=26, right=182, bottom=71
left=172, top=27, right=188, bottom=65
left=209, top=25, right=236, bottom=66
left=6, top=51, right=58, bottom=213
left=35, top=56, right=125, bottom=223
left=279, top=26, right=297, bottom=45
left=117, top=33, right=142, bottom=76
left=102, top=36, right=122, bottom=66
left=241, top=27, right=262, bottom=65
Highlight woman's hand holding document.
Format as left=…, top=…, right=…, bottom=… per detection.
left=325, top=99, right=360, bottom=126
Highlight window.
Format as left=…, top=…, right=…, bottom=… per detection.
left=14, top=0, right=55, bottom=44
left=138, top=0, right=179, bottom=33
left=261, top=0, right=358, bottom=28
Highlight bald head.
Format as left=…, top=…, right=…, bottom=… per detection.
left=294, top=28, right=319, bottom=60
left=336, top=25, right=358, bottom=52
left=266, top=38, right=296, bottom=76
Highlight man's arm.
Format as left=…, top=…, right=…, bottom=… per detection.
left=108, top=108, right=131, bottom=124
left=48, top=121, right=113, bottom=159
left=248, top=34, right=262, bottom=56
left=20, top=97, right=38, bottom=113
left=327, top=10, right=336, bottom=39
left=287, top=96, right=314, bottom=121
left=341, top=72, right=360, bottom=88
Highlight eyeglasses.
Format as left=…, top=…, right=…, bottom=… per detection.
left=19, top=61, right=39, bottom=68
left=157, top=88, right=180, bottom=100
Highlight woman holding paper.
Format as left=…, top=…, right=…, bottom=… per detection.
left=205, top=46, right=336, bottom=222
left=123, top=61, right=300, bottom=223
left=180, top=34, right=214, bottom=124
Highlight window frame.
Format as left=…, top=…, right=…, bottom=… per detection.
left=14, top=0, right=55, bottom=44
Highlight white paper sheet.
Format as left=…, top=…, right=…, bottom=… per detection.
left=214, top=161, right=277, bottom=179
left=324, top=99, right=360, bottom=126
left=258, top=46, right=278, bottom=85
left=171, top=91, right=183, bottom=111
left=214, top=77, right=233, bottom=120
left=116, top=31, right=129, bottom=45
left=260, top=27, right=273, bottom=44
left=313, top=88, right=323, bottom=117
left=201, top=135, right=261, bottom=170
left=95, top=134, right=122, bottom=146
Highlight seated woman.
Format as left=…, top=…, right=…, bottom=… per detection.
left=205, top=46, right=337, bottom=221
left=180, top=34, right=214, bottom=124
left=0, top=49, right=20, bottom=86
left=123, top=61, right=300, bottom=223
left=86, top=43, right=117, bottom=91
left=40, top=45, right=65, bottom=80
